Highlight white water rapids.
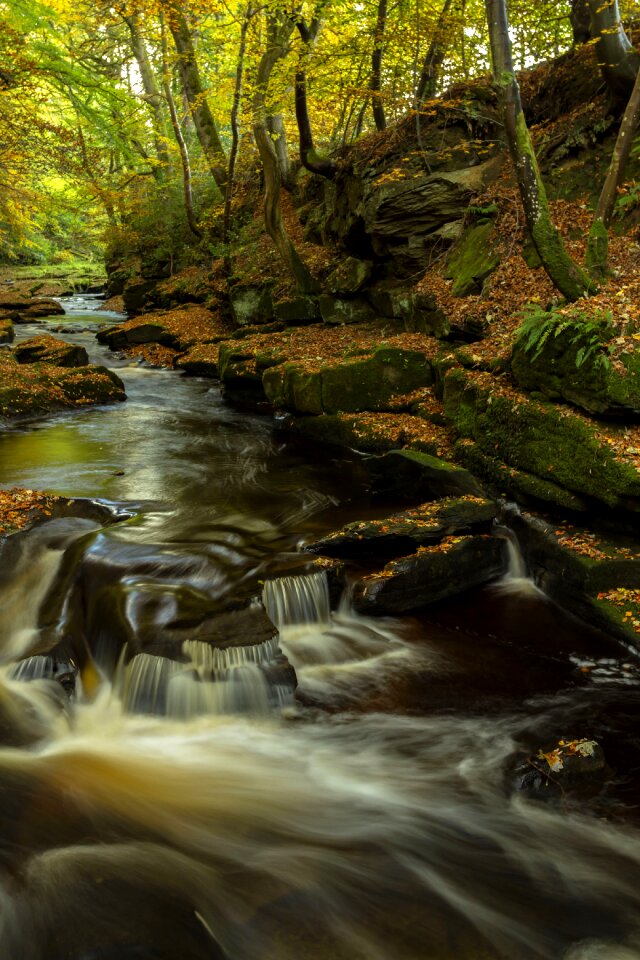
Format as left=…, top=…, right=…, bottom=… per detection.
left=0, top=563, right=638, bottom=959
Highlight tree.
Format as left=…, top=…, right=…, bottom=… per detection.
left=370, top=0, right=387, bottom=131
left=252, top=9, right=316, bottom=293
left=588, top=0, right=640, bottom=111
left=485, top=0, right=596, bottom=300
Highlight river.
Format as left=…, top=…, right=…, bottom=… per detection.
left=0, top=295, right=639, bottom=960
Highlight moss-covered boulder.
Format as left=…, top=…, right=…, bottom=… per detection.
left=366, top=284, right=450, bottom=336
left=367, top=448, right=485, bottom=500
left=273, top=296, right=321, bottom=324
left=0, top=320, right=14, bottom=344
left=173, top=343, right=220, bottom=378
left=263, top=346, right=434, bottom=415
left=443, top=368, right=640, bottom=510
left=305, top=495, right=497, bottom=560
left=14, top=335, right=88, bottom=367
left=352, top=534, right=506, bottom=614
left=511, top=309, right=640, bottom=416
left=319, top=295, right=377, bottom=325
left=0, top=297, right=64, bottom=322
left=325, top=257, right=372, bottom=295
left=445, top=221, right=500, bottom=296
left=0, top=355, right=125, bottom=421
left=229, top=284, right=274, bottom=327
left=98, top=320, right=177, bottom=350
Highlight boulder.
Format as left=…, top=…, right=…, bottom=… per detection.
left=292, top=412, right=453, bottom=457
left=0, top=320, right=13, bottom=344
left=14, top=335, right=89, bottom=367
left=353, top=534, right=506, bottom=614
left=368, top=448, right=485, bottom=500
left=325, top=257, right=373, bottom=295
left=514, top=738, right=607, bottom=799
left=511, top=309, right=640, bottom=416
left=174, top=343, right=220, bottom=377
left=0, top=297, right=64, bottom=321
left=98, top=321, right=177, bottom=350
left=229, top=284, right=274, bottom=326
left=305, top=495, right=497, bottom=560
left=122, top=278, right=160, bottom=315
left=263, top=346, right=434, bottom=415
left=0, top=358, right=126, bottom=421
left=319, top=295, right=377, bottom=325
left=443, top=367, right=640, bottom=511
left=273, top=296, right=321, bottom=324
left=444, top=220, right=500, bottom=296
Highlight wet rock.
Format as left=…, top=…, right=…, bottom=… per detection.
left=514, top=738, right=607, bottom=799
left=305, top=496, right=497, bottom=561
left=15, top=335, right=89, bottom=367
left=98, top=321, right=177, bottom=350
left=352, top=534, right=506, bottom=614
left=218, top=342, right=269, bottom=403
left=174, top=344, right=219, bottom=378
left=0, top=319, right=14, bottom=343
left=368, top=448, right=485, bottom=500
left=0, top=296, right=64, bottom=321
left=0, top=356, right=126, bottom=421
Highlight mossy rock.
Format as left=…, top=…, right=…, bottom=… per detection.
left=453, top=438, right=590, bottom=512
left=352, top=535, right=506, bottom=614
left=273, top=296, right=321, bottom=324
left=0, top=319, right=14, bottom=344
left=14, top=335, right=88, bottom=367
left=305, top=495, right=497, bottom=560
left=512, top=310, right=640, bottom=416
left=443, top=368, right=640, bottom=510
left=0, top=360, right=125, bottom=421
left=318, top=295, right=377, bottom=325
left=98, top=320, right=178, bottom=350
left=174, top=344, right=219, bottom=378
left=229, top=285, right=274, bottom=327
left=263, top=347, right=433, bottom=415
left=325, top=257, right=373, bottom=295
left=444, top=221, right=500, bottom=296
left=367, top=448, right=485, bottom=500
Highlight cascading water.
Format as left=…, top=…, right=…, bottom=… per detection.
left=1, top=296, right=640, bottom=959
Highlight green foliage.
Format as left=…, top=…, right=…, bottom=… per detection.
left=517, top=304, right=614, bottom=371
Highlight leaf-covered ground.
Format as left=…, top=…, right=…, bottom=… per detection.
left=0, top=487, right=61, bottom=536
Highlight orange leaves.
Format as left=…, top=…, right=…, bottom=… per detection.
left=0, top=487, right=60, bottom=537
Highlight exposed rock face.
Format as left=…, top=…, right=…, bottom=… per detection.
left=229, top=284, right=274, bottom=326
left=352, top=535, right=506, bottom=614
left=0, top=297, right=64, bottom=322
left=273, top=296, right=321, bottom=324
left=15, top=335, right=89, bottom=367
left=444, top=220, right=500, bottom=296
left=511, top=310, right=640, bottom=417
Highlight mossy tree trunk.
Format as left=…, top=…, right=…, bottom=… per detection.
left=162, top=0, right=227, bottom=190
left=588, top=0, right=640, bottom=112
left=252, top=12, right=317, bottom=294
left=587, top=64, right=640, bottom=277
left=485, top=0, right=597, bottom=301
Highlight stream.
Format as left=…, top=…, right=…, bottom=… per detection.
left=0, top=296, right=640, bottom=960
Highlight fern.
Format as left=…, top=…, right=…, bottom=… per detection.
left=516, top=305, right=614, bottom=371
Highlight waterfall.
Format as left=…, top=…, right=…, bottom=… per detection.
left=0, top=543, right=64, bottom=663
left=184, top=636, right=281, bottom=678
left=262, top=569, right=331, bottom=628
left=493, top=523, right=541, bottom=597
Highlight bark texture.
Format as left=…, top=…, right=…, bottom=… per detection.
left=124, top=14, right=171, bottom=172
left=294, top=16, right=337, bottom=179
left=371, top=0, right=387, bottom=131
left=224, top=4, right=253, bottom=267
left=485, top=0, right=596, bottom=301
left=163, top=0, right=227, bottom=189
left=588, top=0, right=640, bottom=111
left=415, top=0, right=455, bottom=104
left=587, top=64, right=640, bottom=276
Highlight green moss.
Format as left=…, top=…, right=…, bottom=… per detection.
left=445, top=221, right=500, bottom=296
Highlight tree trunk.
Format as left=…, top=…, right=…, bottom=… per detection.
left=123, top=14, right=171, bottom=173
left=294, top=18, right=337, bottom=179
left=587, top=64, right=640, bottom=276
left=162, top=0, right=227, bottom=189
left=415, top=0, right=454, bottom=104
left=224, top=4, right=253, bottom=273
left=570, top=0, right=590, bottom=44
left=371, top=0, right=387, bottom=131
left=485, top=0, right=597, bottom=300
left=267, top=112, right=294, bottom=190
left=160, top=14, right=201, bottom=239
left=252, top=13, right=316, bottom=293
left=588, top=0, right=640, bottom=112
